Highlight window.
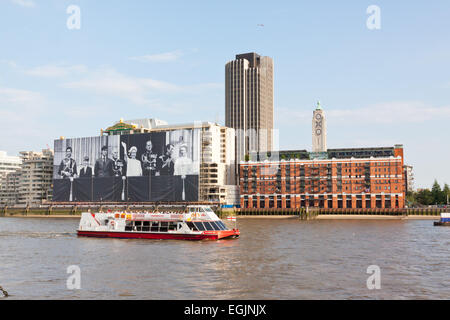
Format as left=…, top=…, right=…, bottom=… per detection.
left=150, top=221, right=159, bottom=232
left=203, top=222, right=214, bottom=231
left=186, top=222, right=197, bottom=231
left=134, top=221, right=142, bottom=231
left=168, top=222, right=177, bottom=231
left=210, top=221, right=221, bottom=230
left=194, top=222, right=206, bottom=231
left=216, top=221, right=227, bottom=230
left=160, top=222, right=169, bottom=232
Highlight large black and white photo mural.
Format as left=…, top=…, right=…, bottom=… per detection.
left=53, top=128, right=200, bottom=202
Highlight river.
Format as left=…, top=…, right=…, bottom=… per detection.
left=0, top=217, right=448, bottom=299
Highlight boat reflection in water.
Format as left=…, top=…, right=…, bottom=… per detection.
left=77, top=205, right=240, bottom=240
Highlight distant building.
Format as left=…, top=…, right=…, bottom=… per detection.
left=404, top=165, right=414, bottom=192
left=238, top=99, right=407, bottom=209
left=240, top=153, right=405, bottom=209
left=101, top=118, right=168, bottom=136
left=0, top=170, right=21, bottom=205
left=327, top=147, right=398, bottom=159
left=0, top=149, right=53, bottom=205
left=17, top=149, right=54, bottom=205
left=225, top=52, right=274, bottom=164
left=0, top=151, right=22, bottom=183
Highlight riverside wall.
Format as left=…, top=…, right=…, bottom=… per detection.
left=0, top=204, right=446, bottom=220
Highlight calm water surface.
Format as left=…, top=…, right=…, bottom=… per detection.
left=0, top=217, right=448, bottom=299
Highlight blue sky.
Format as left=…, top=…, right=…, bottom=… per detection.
left=0, top=0, right=449, bottom=189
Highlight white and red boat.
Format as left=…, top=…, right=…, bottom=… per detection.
left=77, top=205, right=240, bottom=240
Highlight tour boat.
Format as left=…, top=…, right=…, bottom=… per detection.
left=77, top=205, right=240, bottom=240
left=434, top=212, right=450, bottom=226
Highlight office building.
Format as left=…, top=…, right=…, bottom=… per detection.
left=0, top=151, right=22, bottom=183
left=0, top=149, right=54, bottom=205
left=225, top=52, right=274, bottom=164
left=17, top=149, right=54, bottom=205
left=239, top=101, right=407, bottom=209
left=239, top=150, right=405, bottom=209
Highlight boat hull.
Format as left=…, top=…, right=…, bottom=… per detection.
left=77, top=229, right=240, bottom=240
left=434, top=221, right=450, bottom=226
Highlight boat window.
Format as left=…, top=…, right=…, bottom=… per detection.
left=209, top=221, right=219, bottom=230
left=125, top=221, right=133, bottom=231
left=160, top=222, right=168, bottom=232
left=186, top=222, right=197, bottom=231
left=194, top=222, right=205, bottom=231
left=210, top=221, right=222, bottom=230
left=218, top=222, right=226, bottom=230
left=204, top=207, right=214, bottom=213
left=150, top=221, right=159, bottom=232
left=217, top=221, right=228, bottom=230
left=168, top=222, right=177, bottom=231
left=203, top=222, right=214, bottom=231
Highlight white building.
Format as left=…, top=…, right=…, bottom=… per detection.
left=0, top=151, right=22, bottom=205
left=404, top=165, right=414, bottom=192
left=0, top=151, right=22, bottom=183
left=0, top=149, right=53, bottom=205
left=17, top=149, right=54, bottom=205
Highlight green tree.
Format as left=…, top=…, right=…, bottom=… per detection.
left=431, top=180, right=443, bottom=204
left=443, top=183, right=450, bottom=205
left=416, top=189, right=433, bottom=205
left=406, top=191, right=416, bottom=206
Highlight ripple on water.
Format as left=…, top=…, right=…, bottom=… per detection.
left=0, top=218, right=449, bottom=299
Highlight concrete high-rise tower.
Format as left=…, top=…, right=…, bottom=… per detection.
left=312, top=101, right=327, bottom=153
left=225, top=52, right=274, bottom=163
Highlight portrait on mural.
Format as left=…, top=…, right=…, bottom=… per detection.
left=53, top=129, right=200, bottom=202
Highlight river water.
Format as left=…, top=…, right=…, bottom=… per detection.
left=0, top=217, right=448, bottom=300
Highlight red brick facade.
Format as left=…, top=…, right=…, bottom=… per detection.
left=239, top=156, right=405, bottom=209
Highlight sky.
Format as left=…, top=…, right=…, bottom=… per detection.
left=0, top=0, right=449, bottom=189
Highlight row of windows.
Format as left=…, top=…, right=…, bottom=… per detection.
left=186, top=221, right=228, bottom=231
left=243, top=199, right=401, bottom=209
left=123, top=220, right=228, bottom=232
left=125, top=220, right=178, bottom=232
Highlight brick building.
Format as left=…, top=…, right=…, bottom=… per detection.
left=239, top=146, right=406, bottom=209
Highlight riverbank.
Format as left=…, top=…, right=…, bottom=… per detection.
left=234, top=215, right=439, bottom=220
left=315, top=215, right=439, bottom=220
left=1, top=214, right=80, bottom=218
left=1, top=213, right=439, bottom=220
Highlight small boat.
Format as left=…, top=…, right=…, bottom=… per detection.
left=77, top=205, right=240, bottom=240
left=434, top=212, right=450, bottom=226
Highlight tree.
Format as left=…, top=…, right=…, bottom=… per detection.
left=416, top=189, right=433, bottom=206
left=431, top=180, right=443, bottom=204
left=444, top=183, right=450, bottom=205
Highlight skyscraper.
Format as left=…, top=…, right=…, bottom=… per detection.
left=225, top=52, right=274, bottom=163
